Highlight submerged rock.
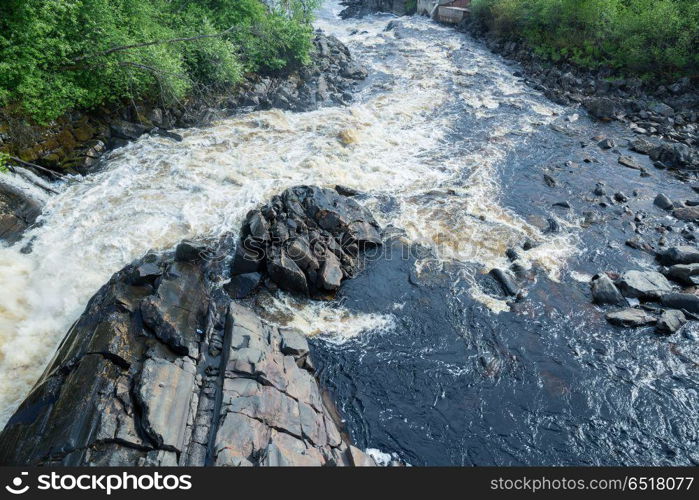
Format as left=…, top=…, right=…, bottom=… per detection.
left=489, top=268, right=519, bottom=297
left=0, top=247, right=374, bottom=466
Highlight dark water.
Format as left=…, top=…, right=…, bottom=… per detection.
left=311, top=7, right=699, bottom=467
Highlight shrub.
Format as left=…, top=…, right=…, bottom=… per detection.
left=470, top=0, right=699, bottom=79
left=0, top=0, right=319, bottom=123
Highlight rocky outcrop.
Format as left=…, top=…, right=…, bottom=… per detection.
left=231, top=186, right=382, bottom=298
left=237, top=33, right=368, bottom=113
left=0, top=180, right=42, bottom=243
left=340, top=0, right=413, bottom=19
left=590, top=245, right=699, bottom=335
left=0, top=33, right=367, bottom=176
left=0, top=188, right=379, bottom=467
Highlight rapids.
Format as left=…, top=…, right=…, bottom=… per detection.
left=0, top=2, right=696, bottom=465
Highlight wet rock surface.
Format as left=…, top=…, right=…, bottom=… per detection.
left=460, top=30, right=699, bottom=175
left=0, top=188, right=379, bottom=467
left=0, top=181, right=42, bottom=244
left=231, top=185, right=382, bottom=298
left=588, top=244, right=699, bottom=334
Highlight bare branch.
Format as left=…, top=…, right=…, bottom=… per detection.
left=71, top=25, right=242, bottom=63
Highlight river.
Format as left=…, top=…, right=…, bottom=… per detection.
left=0, top=2, right=697, bottom=465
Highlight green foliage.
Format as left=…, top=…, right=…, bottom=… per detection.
left=471, top=0, right=699, bottom=79
left=0, top=152, right=9, bottom=173
left=0, top=0, right=319, bottom=123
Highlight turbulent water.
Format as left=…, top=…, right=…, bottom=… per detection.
left=1, top=3, right=697, bottom=465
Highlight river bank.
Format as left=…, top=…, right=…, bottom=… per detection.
left=0, top=32, right=367, bottom=244
left=339, top=0, right=699, bottom=175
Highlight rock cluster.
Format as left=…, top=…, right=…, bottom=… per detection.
left=230, top=185, right=382, bottom=298
left=0, top=194, right=379, bottom=466
left=236, top=33, right=368, bottom=113
left=591, top=245, right=699, bottom=334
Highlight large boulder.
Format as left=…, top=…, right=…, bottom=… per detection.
left=0, top=246, right=375, bottom=467
left=616, top=270, right=672, bottom=300
left=664, top=263, right=699, bottom=285
left=660, top=293, right=699, bottom=314
left=584, top=97, right=621, bottom=121
left=657, top=246, right=699, bottom=266
left=230, top=186, right=382, bottom=297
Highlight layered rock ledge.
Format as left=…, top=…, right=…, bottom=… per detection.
left=0, top=187, right=379, bottom=466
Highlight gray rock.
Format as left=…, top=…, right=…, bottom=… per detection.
left=268, top=250, right=310, bottom=295
left=239, top=185, right=381, bottom=296
left=630, top=138, right=655, bottom=155
left=319, top=252, right=343, bottom=290
left=616, top=270, right=673, bottom=300
left=0, top=181, right=43, bottom=244
left=224, top=272, right=261, bottom=299
left=137, top=358, right=195, bottom=451
left=246, top=211, right=270, bottom=241
left=287, top=237, right=319, bottom=272
left=657, top=246, right=699, bottom=266
left=618, top=155, right=641, bottom=170
left=585, top=97, right=619, bottom=121
left=660, top=293, right=699, bottom=314
left=140, top=261, right=207, bottom=356
left=673, top=206, right=699, bottom=222
left=110, top=120, right=150, bottom=140
left=543, top=173, right=557, bottom=187
left=175, top=240, right=208, bottom=262
left=598, top=138, right=615, bottom=149
left=654, top=193, right=674, bottom=210
left=650, top=142, right=699, bottom=170
left=230, top=241, right=263, bottom=275
left=664, top=263, right=699, bottom=285
left=606, top=308, right=657, bottom=327
left=656, top=309, right=686, bottom=334
left=490, top=268, right=519, bottom=296
left=591, top=274, right=626, bottom=305
left=127, top=258, right=162, bottom=285
left=614, top=192, right=628, bottom=203
left=648, top=102, right=674, bottom=117
left=279, top=328, right=309, bottom=358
